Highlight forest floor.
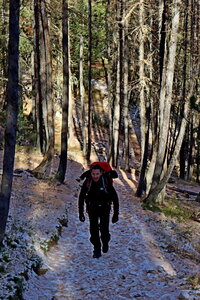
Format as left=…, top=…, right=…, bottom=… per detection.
left=0, top=148, right=200, bottom=300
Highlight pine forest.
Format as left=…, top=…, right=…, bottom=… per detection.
left=0, top=0, right=200, bottom=299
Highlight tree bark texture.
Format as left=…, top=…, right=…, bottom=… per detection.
left=33, top=0, right=44, bottom=153
left=106, top=0, right=114, bottom=163
left=158, top=0, right=167, bottom=85
left=86, top=0, right=92, bottom=163
left=56, top=0, right=70, bottom=183
left=0, top=0, right=9, bottom=110
left=0, top=0, right=19, bottom=246
left=144, top=58, right=200, bottom=206
left=79, top=35, right=87, bottom=154
left=123, top=15, right=129, bottom=170
left=150, top=0, right=181, bottom=193
left=139, top=0, right=146, bottom=165
left=32, top=0, right=54, bottom=177
left=179, top=0, right=189, bottom=179
left=112, top=57, right=120, bottom=168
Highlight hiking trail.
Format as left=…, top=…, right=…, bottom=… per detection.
left=22, top=160, right=200, bottom=300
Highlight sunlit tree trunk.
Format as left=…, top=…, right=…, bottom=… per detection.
left=138, top=0, right=145, bottom=164
left=0, top=0, right=19, bottom=246
left=151, top=0, right=181, bottom=190
left=123, top=16, right=129, bottom=170
left=112, top=57, right=120, bottom=168
left=42, top=0, right=54, bottom=158
left=159, top=0, right=167, bottom=85
left=112, top=1, right=123, bottom=168
left=144, top=0, right=183, bottom=206
left=179, top=0, right=189, bottom=179
left=79, top=35, right=87, bottom=154
left=144, top=63, right=199, bottom=206
left=146, top=0, right=167, bottom=194
left=180, top=0, right=199, bottom=182
left=145, top=2, right=156, bottom=195
left=187, top=118, right=194, bottom=180
left=40, top=1, right=48, bottom=146
left=136, top=0, right=151, bottom=196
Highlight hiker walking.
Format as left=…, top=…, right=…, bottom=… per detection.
left=78, top=163, right=119, bottom=258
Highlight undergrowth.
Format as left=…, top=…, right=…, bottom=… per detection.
left=160, top=198, right=193, bottom=220
left=143, top=197, right=194, bottom=221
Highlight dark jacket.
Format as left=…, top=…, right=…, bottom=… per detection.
left=78, top=175, right=119, bottom=216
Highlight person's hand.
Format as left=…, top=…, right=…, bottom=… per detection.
left=112, top=214, right=118, bottom=223
left=79, top=214, right=85, bottom=222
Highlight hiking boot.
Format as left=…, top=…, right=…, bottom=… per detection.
left=102, top=243, right=109, bottom=253
left=93, top=250, right=101, bottom=258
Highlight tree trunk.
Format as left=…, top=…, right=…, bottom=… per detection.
left=136, top=108, right=150, bottom=197
left=0, top=0, right=19, bottom=246
left=112, top=57, right=120, bottom=168
left=136, top=0, right=151, bottom=196
left=123, top=16, right=129, bottom=170
left=196, top=192, right=200, bottom=202
left=119, top=0, right=124, bottom=159
left=106, top=0, right=114, bottom=163
left=39, top=0, right=48, bottom=147
left=68, top=34, right=74, bottom=145
left=196, top=120, right=200, bottom=183
left=79, top=35, right=87, bottom=154
left=179, top=0, right=189, bottom=179
left=144, top=3, right=156, bottom=195
left=144, top=59, right=200, bottom=207
left=0, top=0, right=9, bottom=110
left=86, top=0, right=92, bottom=163
left=138, top=0, right=146, bottom=165
left=112, top=1, right=123, bottom=168
left=144, top=0, right=183, bottom=206
left=197, top=121, right=200, bottom=183
left=180, top=137, right=187, bottom=179
left=187, top=118, right=194, bottom=180
left=56, top=0, right=70, bottom=183
left=159, top=0, right=167, bottom=85
left=32, top=0, right=54, bottom=177
left=44, top=0, right=54, bottom=154
left=33, top=0, right=44, bottom=153
left=150, top=0, right=181, bottom=194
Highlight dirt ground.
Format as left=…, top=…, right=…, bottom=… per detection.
left=0, top=148, right=200, bottom=300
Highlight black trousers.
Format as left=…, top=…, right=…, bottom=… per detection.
left=88, top=205, right=111, bottom=251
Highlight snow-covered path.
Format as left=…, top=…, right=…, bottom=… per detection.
left=23, top=164, right=199, bottom=299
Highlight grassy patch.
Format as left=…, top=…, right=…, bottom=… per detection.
left=160, top=198, right=193, bottom=220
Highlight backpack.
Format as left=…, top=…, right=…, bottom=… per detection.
left=79, top=161, right=118, bottom=183
left=85, top=162, right=117, bottom=201
left=90, top=161, right=112, bottom=173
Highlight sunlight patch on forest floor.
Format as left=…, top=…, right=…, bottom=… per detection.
left=119, top=168, right=137, bottom=190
